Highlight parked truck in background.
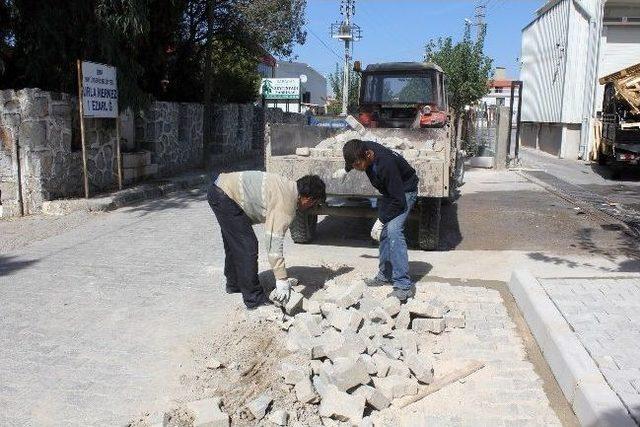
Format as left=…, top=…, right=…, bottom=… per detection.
left=597, top=62, right=640, bottom=169
left=265, top=62, right=463, bottom=250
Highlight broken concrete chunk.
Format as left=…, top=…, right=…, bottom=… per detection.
left=407, top=299, right=449, bottom=319
left=319, top=384, right=366, bottom=425
left=373, top=375, right=418, bottom=399
left=185, top=397, right=229, bottom=427
left=247, top=393, right=272, bottom=421
left=381, top=297, right=401, bottom=317
left=295, top=377, right=318, bottom=403
left=281, top=362, right=311, bottom=385
left=412, top=318, right=446, bottom=334
left=296, top=147, right=311, bottom=156
left=372, top=354, right=391, bottom=378
left=268, top=409, right=289, bottom=426
left=444, top=309, right=466, bottom=329
left=353, top=384, right=391, bottom=411
left=405, top=353, right=435, bottom=384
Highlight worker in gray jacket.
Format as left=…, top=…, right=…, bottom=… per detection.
left=208, top=171, right=326, bottom=309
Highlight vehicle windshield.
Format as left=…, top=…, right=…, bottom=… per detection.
left=362, top=71, right=441, bottom=105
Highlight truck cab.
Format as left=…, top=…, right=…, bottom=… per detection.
left=357, top=62, right=449, bottom=129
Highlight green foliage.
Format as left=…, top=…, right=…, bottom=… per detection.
left=0, top=0, right=307, bottom=109
left=424, top=24, right=492, bottom=114
left=327, top=62, right=360, bottom=115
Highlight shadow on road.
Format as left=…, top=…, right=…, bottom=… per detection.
left=122, top=187, right=208, bottom=216
left=590, top=162, right=640, bottom=182
left=0, top=255, right=38, bottom=276
left=527, top=227, right=640, bottom=273
left=259, top=264, right=355, bottom=299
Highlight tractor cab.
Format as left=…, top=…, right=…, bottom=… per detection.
left=357, top=62, right=448, bottom=129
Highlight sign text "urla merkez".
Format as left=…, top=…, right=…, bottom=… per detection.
left=81, top=61, right=118, bottom=118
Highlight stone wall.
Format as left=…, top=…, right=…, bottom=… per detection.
left=0, top=89, right=118, bottom=215
left=135, top=102, right=203, bottom=177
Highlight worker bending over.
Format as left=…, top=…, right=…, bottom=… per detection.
left=341, top=139, right=419, bottom=302
left=208, top=171, right=326, bottom=309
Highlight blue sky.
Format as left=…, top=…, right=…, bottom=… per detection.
left=290, top=0, right=544, bottom=82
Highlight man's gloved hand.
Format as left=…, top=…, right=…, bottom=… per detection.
left=332, top=168, right=348, bottom=181
left=272, top=279, right=291, bottom=303
left=370, top=219, right=384, bottom=241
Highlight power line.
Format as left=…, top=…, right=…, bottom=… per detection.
left=305, top=26, right=342, bottom=62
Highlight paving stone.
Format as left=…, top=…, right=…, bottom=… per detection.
left=412, top=318, right=446, bottom=334
left=359, top=354, right=378, bottom=375
left=292, top=313, right=323, bottom=337
left=303, top=298, right=322, bottom=315
left=267, top=409, right=289, bottom=426
left=326, top=357, right=371, bottom=391
left=372, top=354, right=391, bottom=377
left=405, top=353, right=434, bottom=384
left=407, top=299, right=449, bottom=318
left=353, top=384, right=391, bottom=410
left=369, top=307, right=394, bottom=325
left=380, top=344, right=402, bottom=360
left=444, top=309, right=466, bottom=329
left=294, top=377, right=317, bottom=403
left=329, top=308, right=363, bottom=332
left=321, top=302, right=338, bottom=317
left=281, top=362, right=311, bottom=385
left=185, top=397, right=230, bottom=427
left=247, top=393, right=272, bottom=421
left=319, top=384, right=366, bottom=425
left=387, top=359, right=411, bottom=377
left=395, top=307, right=411, bottom=330
left=381, top=297, right=401, bottom=317
left=285, top=291, right=304, bottom=316
left=372, top=375, right=418, bottom=399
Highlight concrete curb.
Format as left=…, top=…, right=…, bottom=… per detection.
left=508, top=269, right=635, bottom=427
left=42, top=172, right=210, bottom=215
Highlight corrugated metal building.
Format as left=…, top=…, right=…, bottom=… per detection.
left=519, top=0, right=640, bottom=159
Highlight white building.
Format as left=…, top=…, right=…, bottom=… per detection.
left=275, top=62, right=328, bottom=113
left=481, top=67, right=517, bottom=109
left=519, top=0, right=640, bottom=159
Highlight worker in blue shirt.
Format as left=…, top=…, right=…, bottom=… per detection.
left=339, top=139, right=419, bottom=302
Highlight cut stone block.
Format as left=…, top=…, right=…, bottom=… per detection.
left=285, top=291, right=305, bottom=315
left=359, top=416, right=374, bottom=427
left=185, top=397, right=229, bottom=427
left=444, top=309, right=466, bottom=329
left=395, top=307, right=411, bottom=330
left=268, top=410, right=289, bottom=426
left=360, top=354, right=378, bottom=375
left=296, top=147, right=311, bottom=156
left=292, top=313, right=323, bottom=337
left=295, top=377, right=317, bottom=403
left=405, top=353, right=434, bottom=384
left=319, top=384, right=366, bottom=425
left=373, top=375, right=419, bottom=399
left=321, top=302, right=338, bottom=317
left=397, top=333, right=418, bottom=359
left=407, top=299, right=449, bottom=319
left=306, top=300, right=322, bottom=315
left=372, top=354, right=391, bottom=377
left=388, top=359, right=411, bottom=377
left=281, top=362, right=311, bottom=385
left=381, top=297, right=401, bottom=317
left=380, top=344, right=402, bottom=360
left=327, top=280, right=365, bottom=309
left=369, top=307, right=393, bottom=325
left=353, top=384, right=391, bottom=411
left=311, top=360, right=324, bottom=375
left=247, top=393, right=272, bottom=421
left=327, top=357, right=371, bottom=391
left=412, top=318, right=446, bottom=334
left=313, top=373, right=330, bottom=398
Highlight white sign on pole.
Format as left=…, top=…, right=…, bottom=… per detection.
left=81, top=61, right=118, bottom=118
left=260, top=78, right=301, bottom=100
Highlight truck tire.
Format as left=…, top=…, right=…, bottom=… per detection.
left=418, top=197, right=441, bottom=251
left=290, top=212, right=318, bottom=243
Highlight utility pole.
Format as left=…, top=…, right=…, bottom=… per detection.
left=331, top=0, right=362, bottom=116
left=473, top=1, right=487, bottom=42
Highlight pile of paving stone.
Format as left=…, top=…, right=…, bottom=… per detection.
left=262, top=279, right=466, bottom=426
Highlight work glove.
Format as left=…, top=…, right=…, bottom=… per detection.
left=332, top=168, right=348, bottom=182
left=370, top=219, right=384, bottom=241
left=272, top=279, right=291, bottom=303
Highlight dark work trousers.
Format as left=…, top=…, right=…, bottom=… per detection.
left=207, top=183, right=266, bottom=308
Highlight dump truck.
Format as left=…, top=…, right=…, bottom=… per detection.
left=597, top=62, right=640, bottom=167
left=265, top=62, right=462, bottom=250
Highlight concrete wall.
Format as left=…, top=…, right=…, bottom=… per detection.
left=520, top=122, right=581, bottom=159
left=0, top=89, right=118, bottom=216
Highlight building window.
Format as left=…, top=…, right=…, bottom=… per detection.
left=494, top=87, right=503, bottom=93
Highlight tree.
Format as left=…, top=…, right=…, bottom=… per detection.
left=327, top=62, right=360, bottom=115
left=424, top=24, right=492, bottom=114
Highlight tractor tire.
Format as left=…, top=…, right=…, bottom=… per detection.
left=418, top=197, right=441, bottom=251
left=290, top=212, right=318, bottom=244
